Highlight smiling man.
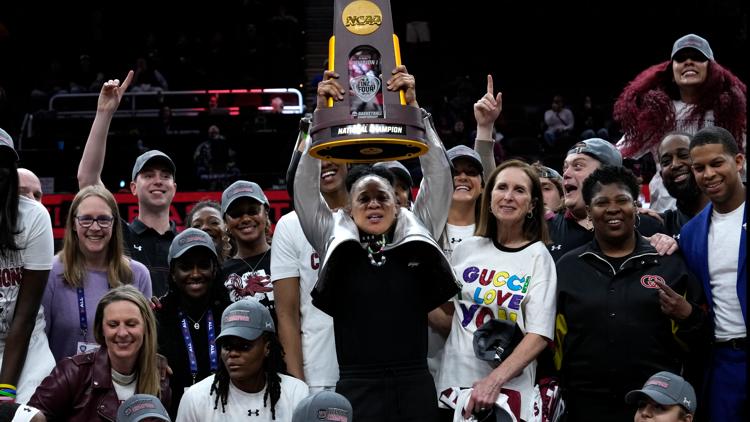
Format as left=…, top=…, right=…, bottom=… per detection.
left=657, top=132, right=709, bottom=238
left=78, top=71, right=177, bottom=298
left=679, top=126, right=746, bottom=422
left=547, top=138, right=669, bottom=261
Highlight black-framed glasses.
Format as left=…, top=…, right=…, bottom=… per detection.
left=673, top=50, right=708, bottom=63
left=76, top=215, right=114, bottom=228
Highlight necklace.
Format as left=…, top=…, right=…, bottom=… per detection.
left=237, top=248, right=270, bottom=274
left=185, top=309, right=208, bottom=330
left=363, top=234, right=388, bottom=267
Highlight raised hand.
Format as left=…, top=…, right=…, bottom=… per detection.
left=97, top=70, right=133, bottom=114
left=386, top=65, right=418, bottom=107
left=316, top=70, right=345, bottom=109
left=474, top=74, right=503, bottom=133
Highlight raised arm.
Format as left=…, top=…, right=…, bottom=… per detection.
left=474, top=74, right=502, bottom=178
left=392, top=65, right=451, bottom=240
left=77, top=71, right=133, bottom=189
left=292, top=71, right=343, bottom=254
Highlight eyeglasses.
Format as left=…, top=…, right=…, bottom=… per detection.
left=226, top=203, right=264, bottom=219
left=76, top=215, right=114, bottom=228
left=673, top=50, right=708, bottom=63
left=451, top=166, right=481, bottom=178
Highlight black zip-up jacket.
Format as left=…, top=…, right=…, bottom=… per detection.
left=554, top=233, right=708, bottom=401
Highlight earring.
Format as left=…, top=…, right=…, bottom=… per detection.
left=635, top=212, right=641, bottom=228
left=526, top=210, right=533, bottom=219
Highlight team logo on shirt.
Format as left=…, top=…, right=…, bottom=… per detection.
left=640, top=274, right=665, bottom=289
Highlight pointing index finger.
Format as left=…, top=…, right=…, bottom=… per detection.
left=655, top=280, right=678, bottom=297
left=487, top=74, right=494, bottom=96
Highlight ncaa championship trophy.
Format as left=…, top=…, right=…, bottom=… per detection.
left=309, top=0, right=428, bottom=163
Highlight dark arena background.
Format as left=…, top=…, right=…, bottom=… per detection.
left=0, top=0, right=746, bottom=237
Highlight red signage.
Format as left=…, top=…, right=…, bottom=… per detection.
left=42, top=190, right=293, bottom=240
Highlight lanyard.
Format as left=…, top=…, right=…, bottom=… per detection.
left=76, top=288, right=88, bottom=338
left=178, top=309, right=218, bottom=385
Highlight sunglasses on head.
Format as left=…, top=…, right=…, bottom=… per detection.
left=226, top=203, right=264, bottom=219
left=673, top=50, right=708, bottom=63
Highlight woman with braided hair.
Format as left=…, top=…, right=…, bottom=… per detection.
left=176, top=298, right=308, bottom=421
left=613, top=33, right=746, bottom=212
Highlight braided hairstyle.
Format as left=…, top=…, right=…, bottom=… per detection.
left=211, top=332, right=287, bottom=418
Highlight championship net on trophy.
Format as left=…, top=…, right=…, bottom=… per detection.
left=309, top=0, right=428, bottom=163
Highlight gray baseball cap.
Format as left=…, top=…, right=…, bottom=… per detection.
left=167, top=228, right=218, bottom=265
left=671, top=34, right=714, bottom=61
left=373, top=160, right=413, bottom=187
left=0, top=128, right=19, bottom=161
left=116, top=394, right=171, bottom=422
left=221, top=180, right=269, bottom=216
left=447, top=145, right=483, bottom=174
left=567, top=138, right=622, bottom=167
left=625, top=371, right=697, bottom=414
left=216, top=298, right=275, bottom=343
left=292, top=390, right=353, bottom=422
left=131, top=150, right=176, bottom=181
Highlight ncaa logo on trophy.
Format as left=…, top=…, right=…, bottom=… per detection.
left=309, top=0, right=428, bottom=163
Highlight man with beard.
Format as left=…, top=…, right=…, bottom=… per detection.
left=657, top=133, right=709, bottom=238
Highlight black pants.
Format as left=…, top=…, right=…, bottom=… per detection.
left=336, top=362, right=438, bottom=422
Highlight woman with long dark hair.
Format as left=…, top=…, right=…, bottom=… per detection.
left=176, top=298, right=308, bottom=421
left=0, top=128, right=55, bottom=404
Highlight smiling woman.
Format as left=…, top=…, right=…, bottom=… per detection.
left=41, top=185, right=152, bottom=363
left=155, top=228, right=231, bottom=418
left=554, top=166, right=709, bottom=422
left=29, top=285, right=171, bottom=422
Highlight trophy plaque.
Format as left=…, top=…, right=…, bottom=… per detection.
left=309, top=0, right=428, bottom=163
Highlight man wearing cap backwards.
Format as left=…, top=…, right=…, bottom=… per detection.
left=614, top=33, right=746, bottom=214
left=625, top=371, right=697, bottom=422
left=273, top=118, right=348, bottom=394
left=548, top=137, right=676, bottom=261
left=679, top=126, right=746, bottom=422
left=78, top=71, right=177, bottom=297
left=176, top=299, right=309, bottom=421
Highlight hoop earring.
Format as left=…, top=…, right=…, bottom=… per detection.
left=526, top=210, right=533, bottom=219
left=635, top=212, right=641, bottom=228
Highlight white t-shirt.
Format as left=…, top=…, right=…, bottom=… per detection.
left=707, top=202, right=746, bottom=340
left=270, top=211, right=339, bottom=387
left=441, top=223, right=476, bottom=261
left=176, top=373, right=309, bottom=422
left=437, top=237, right=556, bottom=422
left=0, top=196, right=54, bottom=340
left=431, top=223, right=476, bottom=383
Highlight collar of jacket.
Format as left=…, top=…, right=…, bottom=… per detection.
left=578, top=231, right=660, bottom=274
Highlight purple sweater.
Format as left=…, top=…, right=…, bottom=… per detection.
left=42, top=255, right=152, bottom=362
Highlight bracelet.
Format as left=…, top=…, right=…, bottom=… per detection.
left=0, top=396, right=16, bottom=402
left=0, top=384, right=16, bottom=390
left=0, top=390, right=16, bottom=398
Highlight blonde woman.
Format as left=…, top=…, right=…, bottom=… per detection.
left=30, top=285, right=170, bottom=421
left=41, top=185, right=151, bottom=362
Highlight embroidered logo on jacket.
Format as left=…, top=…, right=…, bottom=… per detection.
left=640, top=274, right=665, bottom=289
